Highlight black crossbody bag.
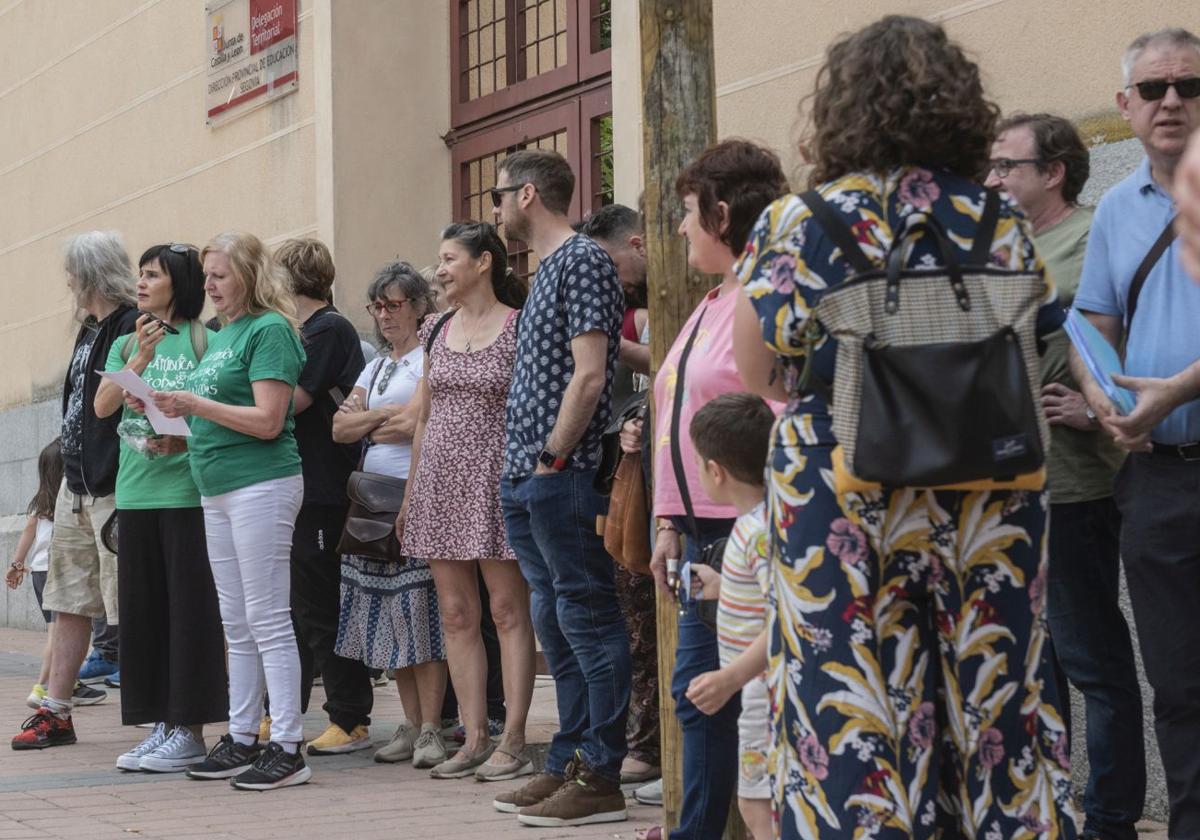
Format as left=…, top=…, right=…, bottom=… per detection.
left=669, top=307, right=725, bottom=632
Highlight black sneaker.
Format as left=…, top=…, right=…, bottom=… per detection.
left=185, top=734, right=262, bottom=780
left=230, top=742, right=312, bottom=791
left=71, top=682, right=107, bottom=706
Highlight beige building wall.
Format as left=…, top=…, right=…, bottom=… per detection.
left=0, top=0, right=320, bottom=411
left=612, top=0, right=1195, bottom=201
left=316, top=0, right=451, bottom=330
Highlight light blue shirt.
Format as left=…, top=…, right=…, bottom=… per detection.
left=1075, top=157, right=1200, bottom=444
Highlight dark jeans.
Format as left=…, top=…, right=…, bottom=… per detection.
left=670, top=515, right=739, bottom=840
left=501, top=468, right=631, bottom=782
left=1046, top=497, right=1144, bottom=840
left=291, top=504, right=373, bottom=732
left=92, top=617, right=118, bottom=662
left=442, top=565, right=507, bottom=724
left=1114, top=452, right=1200, bottom=840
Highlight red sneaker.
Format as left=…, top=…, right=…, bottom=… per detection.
left=11, top=709, right=77, bottom=750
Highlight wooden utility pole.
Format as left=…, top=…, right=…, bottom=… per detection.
left=640, top=2, right=741, bottom=838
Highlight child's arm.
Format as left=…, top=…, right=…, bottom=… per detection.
left=5, top=515, right=37, bottom=589
left=684, top=629, right=768, bottom=716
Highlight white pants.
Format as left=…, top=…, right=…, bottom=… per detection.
left=202, top=475, right=304, bottom=744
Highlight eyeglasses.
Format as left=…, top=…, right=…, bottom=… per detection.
left=167, top=243, right=197, bottom=254
left=366, top=299, right=412, bottom=316
left=987, top=158, right=1042, bottom=178
left=1127, top=77, right=1200, bottom=101
left=489, top=184, right=524, bottom=208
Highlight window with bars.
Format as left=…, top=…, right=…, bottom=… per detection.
left=449, top=1, right=612, bottom=282
left=450, top=91, right=612, bottom=282
left=452, top=0, right=611, bottom=127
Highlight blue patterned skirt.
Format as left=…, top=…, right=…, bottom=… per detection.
left=335, top=555, right=446, bottom=670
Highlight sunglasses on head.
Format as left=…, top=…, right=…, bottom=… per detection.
left=167, top=243, right=197, bottom=254
left=1128, top=77, right=1200, bottom=101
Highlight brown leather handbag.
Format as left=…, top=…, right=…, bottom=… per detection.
left=603, top=451, right=651, bottom=575
left=336, top=471, right=407, bottom=563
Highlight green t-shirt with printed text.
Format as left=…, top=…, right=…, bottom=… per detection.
left=185, top=311, right=305, bottom=497
left=105, top=325, right=214, bottom=510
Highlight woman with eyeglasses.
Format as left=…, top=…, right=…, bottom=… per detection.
left=93, top=243, right=227, bottom=775
left=150, top=231, right=309, bottom=791
left=331, top=262, right=449, bottom=770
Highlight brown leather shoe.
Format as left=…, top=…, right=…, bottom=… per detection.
left=492, top=771, right=565, bottom=813
left=517, top=763, right=627, bottom=827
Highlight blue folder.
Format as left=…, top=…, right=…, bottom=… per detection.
left=1063, top=309, right=1136, bottom=415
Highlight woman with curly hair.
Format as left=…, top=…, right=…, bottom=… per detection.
left=731, top=16, right=1078, bottom=840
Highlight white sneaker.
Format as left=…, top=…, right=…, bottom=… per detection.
left=139, top=726, right=207, bottom=773
left=116, top=723, right=169, bottom=772
left=411, top=723, right=447, bottom=769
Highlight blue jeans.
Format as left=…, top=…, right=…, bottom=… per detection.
left=670, top=516, right=739, bottom=840
left=1046, top=497, right=1144, bottom=840
left=501, top=468, right=631, bottom=782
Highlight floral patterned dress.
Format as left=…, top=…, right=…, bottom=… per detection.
left=735, top=168, right=1078, bottom=840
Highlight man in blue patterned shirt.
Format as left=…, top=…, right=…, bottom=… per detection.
left=492, top=150, right=631, bottom=828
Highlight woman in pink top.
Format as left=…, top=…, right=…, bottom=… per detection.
left=640, top=139, right=787, bottom=840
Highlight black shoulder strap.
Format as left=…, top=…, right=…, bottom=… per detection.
left=1126, top=217, right=1177, bottom=336
left=425, top=310, right=456, bottom=354
left=800, top=190, right=876, bottom=274
left=968, top=189, right=1002, bottom=265
left=669, top=307, right=707, bottom=542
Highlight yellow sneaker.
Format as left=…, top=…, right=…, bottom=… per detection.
left=26, top=684, right=46, bottom=710
left=306, top=723, right=371, bottom=756
left=258, top=715, right=272, bottom=743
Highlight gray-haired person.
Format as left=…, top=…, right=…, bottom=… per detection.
left=331, top=262, right=449, bottom=769
left=12, top=231, right=139, bottom=750
left=1072, top=27, right=1200, bottom=839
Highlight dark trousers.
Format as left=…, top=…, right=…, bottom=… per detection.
left=92, top=617, right=118, bottom=662
left=291, top=504, right=373, bottom=732
left=116, top=508, right=228, bottom=726
left=616, top=563, right=660, bottom=766
left=442, top=565, right=507, bottom=724
left=501, top=468, right=631, bottom=782
left=1115, top=452, right=1200, bottom=840
left=1046, top=497, right=1144, bottom=840
left=670, top=516, right=739, bottom=840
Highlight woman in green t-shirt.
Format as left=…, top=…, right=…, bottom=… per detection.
left=94, top=244, right=227, bottom=776
left=151, top=232, right=310, bottom=791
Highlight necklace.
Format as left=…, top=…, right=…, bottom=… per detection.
left=461, top=301, right=499, bottom=353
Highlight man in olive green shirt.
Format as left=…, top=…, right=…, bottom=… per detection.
left=988, top=113, right=1144, bottom=840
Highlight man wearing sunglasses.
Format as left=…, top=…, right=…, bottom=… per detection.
left=491, top=149, right=632, bottom=828
left=1072, top=27, right=1200, bottom=840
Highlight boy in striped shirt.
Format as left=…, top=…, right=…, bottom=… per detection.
left=682, top=393, right=774, bottom=840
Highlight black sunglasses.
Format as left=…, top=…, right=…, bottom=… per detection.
left=1128, top=77, right=1200, bottom=101
left=489, top=184, right=525, bottom=208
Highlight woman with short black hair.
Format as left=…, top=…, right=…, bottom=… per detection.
left=94, top=243, right=227, bottom=774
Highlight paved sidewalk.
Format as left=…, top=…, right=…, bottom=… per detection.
left=0, top=627, right=656, bottom=840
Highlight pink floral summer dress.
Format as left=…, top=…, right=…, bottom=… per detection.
left=401, top=309, right=519, bottom=562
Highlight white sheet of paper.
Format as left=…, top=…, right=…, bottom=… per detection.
left=97, top=369, right=192, bottom=437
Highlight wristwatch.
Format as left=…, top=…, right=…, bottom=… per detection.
left=1085, top=406, right=1098, bottom=427
left=538, top=448, right=569, bottom=471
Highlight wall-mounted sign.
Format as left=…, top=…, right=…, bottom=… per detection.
left=206, top=0, right=298, bottom=126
